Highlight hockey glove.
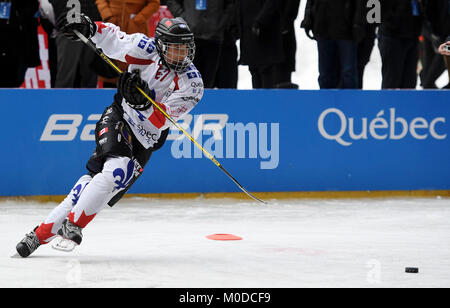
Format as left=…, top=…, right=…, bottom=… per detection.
left=56, top=12, right=97, bottom=41
left=117, top=70, right=154, bottom=111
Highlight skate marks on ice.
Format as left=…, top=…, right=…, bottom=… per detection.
left=1, top=197, right=450, bottom=287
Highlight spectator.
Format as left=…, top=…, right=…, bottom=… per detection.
left=419, top=25, right=446, bottom=89
left=238, top=0, right=284, bottom=89
left=39, top=0, right=58, bottom=88
left=357, top=23, right=377, bottom=89
left=301, top=0, right=366, bottom=89
left=96, top=0, right=159, bottom=35
left=0, top=0, right=41, bottom=88
left=213, top=1, right=239, bottom=89
left=50, top=0, right=102, bottom=88
left=96, top=0, right=160, bottom=87
left=425, top=0, right=450, bottom=88
left=166, top=0, right=235, bottom=88
left=378, top=0, right=424, bottom=89
left=276, top=0, right=301, bottom=89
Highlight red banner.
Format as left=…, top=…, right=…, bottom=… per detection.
left=21, top=24, right=51, bottom=89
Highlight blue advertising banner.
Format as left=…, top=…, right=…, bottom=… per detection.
left=1, top=89, right=449, bottom=196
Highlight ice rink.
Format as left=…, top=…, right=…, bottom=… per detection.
left=1, top=196, right=449, bottom=288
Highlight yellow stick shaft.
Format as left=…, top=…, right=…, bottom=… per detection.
left=73, top=30, right=266, bottom=204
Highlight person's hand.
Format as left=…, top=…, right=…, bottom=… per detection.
left=56, top=12, right=97, bottom=41
left=438, top=42, right=450, bottom=56
left=300, top=18, right=314, bottom=40
left=117, top=70, right=154, bottom=110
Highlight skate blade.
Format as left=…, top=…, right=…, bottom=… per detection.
left=51, top=236, right=78, bottom=252
left=10, top=253, right=21, bottom=258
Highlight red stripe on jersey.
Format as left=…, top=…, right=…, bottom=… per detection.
left=125, top=55, right=154, bottom=65
left=148, top=103, right=167, bottom=129
left=95, top=22, right=108, bottom=34
left=173, top=73, right=179, bottom=91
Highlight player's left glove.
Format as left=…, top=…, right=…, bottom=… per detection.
left=117, top=70, right=155, bottom=111
left=56, top=12, right=97, bottom=41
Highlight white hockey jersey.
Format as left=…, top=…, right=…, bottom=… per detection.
left=91, top=22, right=204, bottom=149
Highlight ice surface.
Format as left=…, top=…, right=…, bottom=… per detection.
left=1, top=197, right=449, bottom=287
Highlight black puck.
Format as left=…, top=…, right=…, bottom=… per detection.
left=405, top=267, right=419, bottom=273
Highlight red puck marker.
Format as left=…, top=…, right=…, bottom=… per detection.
left=206, top=234, right=243, bottom=241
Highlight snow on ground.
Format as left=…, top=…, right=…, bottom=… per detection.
left=1, top=197, right=449, bottom=288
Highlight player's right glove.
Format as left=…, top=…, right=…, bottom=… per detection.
left=56, top=12, right=97, bottom=41
left=117, top=70, right=155, bottom=111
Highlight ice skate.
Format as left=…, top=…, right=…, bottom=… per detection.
left=52, top=219, right=83, bottom=252
left=16, top=227, right=41, bottom=258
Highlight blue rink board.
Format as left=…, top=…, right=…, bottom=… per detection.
left=1, top=89, right=449, bottom=196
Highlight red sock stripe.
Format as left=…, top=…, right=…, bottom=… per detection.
left=68, top=211, right=97, bottom=228
left=35, top=222, right=55, bottom=244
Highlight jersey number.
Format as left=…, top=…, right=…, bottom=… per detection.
left=155, top=64, right=170, bottom=82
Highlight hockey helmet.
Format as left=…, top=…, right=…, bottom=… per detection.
left=154, top=17, right=195, bottom=73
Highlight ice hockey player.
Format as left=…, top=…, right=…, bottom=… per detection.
left=15, top=14, right=203, bottom=257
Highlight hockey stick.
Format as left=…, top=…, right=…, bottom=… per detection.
left=73, top=29, right=267, bottom=204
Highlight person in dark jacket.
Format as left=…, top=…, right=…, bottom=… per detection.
left=238, top=0, right=284, bottom=89
left=357, top=23, right=377, bottom=89
left=301, top=0, right=366, bottom=89
left=378, top=0, right=424, bottom=89
left=0, top=0, right=41, bottom=87
left=425, top=0, right=450, bottom=88
left=274, top=0, right=301, bottom=89
left=420, top=25, right=447, bottom=89
left=167, top=0, right=235, bottom=88
left=50, top=0, right=102, bottom=88
left=213, top=1, right=239, bottom=89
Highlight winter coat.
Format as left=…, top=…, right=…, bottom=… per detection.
left=301, top=0, right=367, bottom=41
left=0, top=0, right=40, bottom=87
left=166, top=0, right=235, bottom=42
left=424, top=0, right=450, bottom=39
left=379, top=0, right=424, bottom=39
left=281, top=0, right=301, bottom=34
left=238, top=0, right=284, bottom=67
left=96, top=0, right=160, bottom=35
left=280, top=0, right=301, bottom=72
